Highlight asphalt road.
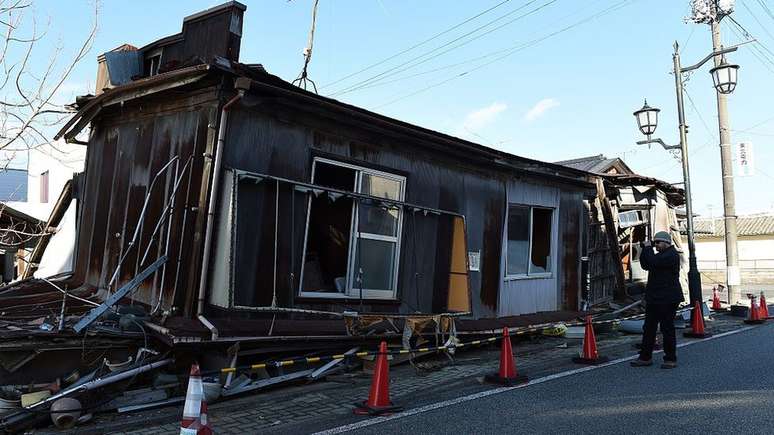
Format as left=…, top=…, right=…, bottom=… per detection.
left=324, top=323, right=774, bottom=435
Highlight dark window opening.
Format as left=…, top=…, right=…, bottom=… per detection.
left=144, top=55, right=161, bottom=77
left=530, top=208, right=552, bottom=273
left=506, top=206, right=529, bottom=275
left=301, top=163, right=356, bottom=293
left=300, top=159, right=405, bottom=298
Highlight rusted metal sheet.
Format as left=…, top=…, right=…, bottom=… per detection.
left=71, top=87, right=219, bottom=312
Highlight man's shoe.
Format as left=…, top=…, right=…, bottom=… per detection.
left=630, top=358, right=653, bottom=367
left=661, top=361, right=678, bottom=369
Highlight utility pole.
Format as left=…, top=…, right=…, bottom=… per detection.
left=709, top=2, right=741, bottom=305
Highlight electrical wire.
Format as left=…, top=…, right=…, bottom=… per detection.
left=329, top=0, right=560, bottom=97
left=373, top=0, right=636, bottom=109
left=40, top=277, right=100, bottom=307
left=739, top=0, right=774, bottom=43
left=724, top=20, right=774, bottom=74
left=736, top=114, right=774, bottom=132
left=683, top=87, right=715, bottom=138
left=322, top=0, right=515, bottom=89
left=726, top=14, right=774, bottom=66
left=755, top=0, right=774, bottom=23
left=332, top=0, right=600, bottom=97
left=330, top=0, right=614, bottom=97
left=293, top=0, right=321, bottom=93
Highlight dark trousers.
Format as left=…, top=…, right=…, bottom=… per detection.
left=639, top=302, right=679, bottom=362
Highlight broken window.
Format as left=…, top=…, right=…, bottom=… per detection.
left=143, top=49, right=162, bottom=77
left=300, top=158, right=404, bottom=299
left=506, top=205, right=553, bottom=277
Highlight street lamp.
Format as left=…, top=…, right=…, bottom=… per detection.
left=709, top=59, right=739, bottom=94
left=633, top=100, right=660, bottom=138
left=633, top=41, right=744, bottom=312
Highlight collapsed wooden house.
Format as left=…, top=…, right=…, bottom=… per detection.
left=557, top=155, right=688, bottom=304
left=0, top=3, right=687, bottom=392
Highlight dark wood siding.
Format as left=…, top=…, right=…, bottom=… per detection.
left=219, top=106, right=510, bottom=318
left=73, top=89, right=219, bottom=310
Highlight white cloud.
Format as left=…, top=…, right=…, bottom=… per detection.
left=460, top=102, right=508, bottom=133
left=524, top=98, right=560, bottom=122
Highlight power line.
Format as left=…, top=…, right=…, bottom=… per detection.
left=738, top=114, right=774, bottom=132
left=755, top=0, right=774, bottom=23
left=322, top=0, right=515, bottom=89
left=724, top=17, right=774, bottom=74
left=754, top=166, right=774, bottom=184
left=740, top=0, right=774, bottom=42
left=335, top=0, right=608, bottom=97
left=726, top=14, right=774, bottom=65
left=329, top=0, right=560, bottom=97
left=683, top=87, right=715, bottom=138
left=732, top=129, right=774, bottom=137
left=373, top=0, right=635, bottom=109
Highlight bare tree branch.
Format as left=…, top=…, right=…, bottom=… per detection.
left=0, top=0, right=98, bottom=165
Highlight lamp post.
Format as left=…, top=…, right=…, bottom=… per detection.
left=633, top=41, right=741, bottom=309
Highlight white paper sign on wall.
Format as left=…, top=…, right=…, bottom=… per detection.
left=468, top=251, right=480, bottom=272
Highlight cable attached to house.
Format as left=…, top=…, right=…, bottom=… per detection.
left=292, top=0, right=320, bottom=93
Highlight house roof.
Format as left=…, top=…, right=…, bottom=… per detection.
left=555, top=155, right=634, bottom=175
left=56, top=60, right=597, bottom=190
left=0, top=169, right=27, bottom=202
left=692, top=214, right=774, bottom=238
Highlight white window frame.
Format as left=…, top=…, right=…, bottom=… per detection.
left=299, top=157, right=405, bottom=300
left=504, top=204, right=554, bottom=280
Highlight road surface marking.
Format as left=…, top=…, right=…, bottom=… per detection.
left=314, top=326, right=756, bottom=434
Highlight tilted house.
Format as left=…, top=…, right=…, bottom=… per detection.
left=4, top=2, right=599, bottom=350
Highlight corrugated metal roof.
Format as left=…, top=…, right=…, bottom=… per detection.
left=693, top=214, right=774, bottom=237
left=0, top=169, right=27, bottom=201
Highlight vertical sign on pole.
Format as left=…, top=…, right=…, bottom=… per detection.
left=736, top=142, right=754, bottom=177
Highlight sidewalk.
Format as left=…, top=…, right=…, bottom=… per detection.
left=51, top=311, right=755, bottom=434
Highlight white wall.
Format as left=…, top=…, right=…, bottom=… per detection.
left=27, top=140, right=86, bottom=212
left=22, top=141, right=86, bottom=278
left=688, top=237, right=774, bottom=269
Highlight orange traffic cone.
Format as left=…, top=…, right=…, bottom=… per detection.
left=572, top=316, right=609, bottom=365
left=759, top=292, right=769, bottom=319
left=354, top=341, right=402, bottom=416
left=485, top=328, right=528, bottom=385
left=711, top=287, right=724, bottom=311
left=744, top=296, right=765, bottom=324
left=684, top=301, right=712, bottom=338
left=180, top=363, right=213, bottom=435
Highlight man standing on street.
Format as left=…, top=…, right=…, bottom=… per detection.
left=631, top=231, right=685, bottom=369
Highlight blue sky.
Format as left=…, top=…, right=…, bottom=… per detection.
left=28, top=0, right=774, bottom=216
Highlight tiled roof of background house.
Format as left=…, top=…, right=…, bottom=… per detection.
left=555, top=154, right=634, bottom=175
left=693, top=213, right=774, bottom=238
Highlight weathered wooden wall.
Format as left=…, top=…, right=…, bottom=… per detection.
left=73, top=87, right=219, bottom=311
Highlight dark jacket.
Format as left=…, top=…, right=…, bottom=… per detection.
left=639, top=245, right=685, bottom=304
